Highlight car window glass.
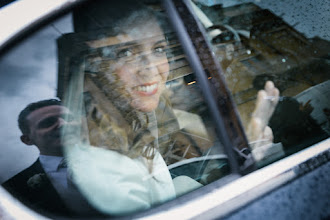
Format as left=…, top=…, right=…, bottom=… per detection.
left=0, top=0, right=232, bottom=217
left=60, top=1, right=232, bottom=215
left=192, top=0, right=330, bottom=166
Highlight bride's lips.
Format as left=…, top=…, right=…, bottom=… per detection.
left=132, top=82, right=158, bottom=96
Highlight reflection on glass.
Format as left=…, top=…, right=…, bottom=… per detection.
left=58, top=1, right=227, bottom=216
left=195, top=1, right=330, bottom=165
left=0, top=0, right=328, bottom=218
left=0, top=13, right=80, bottom=218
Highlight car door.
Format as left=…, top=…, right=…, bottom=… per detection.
left=0, top=0, right=329, bottom=219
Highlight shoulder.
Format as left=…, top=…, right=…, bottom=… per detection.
left=2, top=159, right=44, bottom=189
left=2, top=158, right=73, bottom=216
left=69, top=147, right=175, bottom=215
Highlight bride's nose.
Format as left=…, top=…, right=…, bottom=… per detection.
left=139, top=52, right=153, bottom=66
left=137, top=53, right=158, bottom=76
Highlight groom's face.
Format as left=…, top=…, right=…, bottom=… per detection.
left=22, top=105, right=77, bottom=156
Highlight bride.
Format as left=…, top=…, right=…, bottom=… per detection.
left=59, top=0, right=279, bottom=215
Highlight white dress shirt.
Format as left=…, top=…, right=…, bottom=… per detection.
left=39, top=155, right=98, bottom=214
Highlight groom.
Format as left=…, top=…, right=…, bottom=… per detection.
left=2, top=99, right=99, bottom=218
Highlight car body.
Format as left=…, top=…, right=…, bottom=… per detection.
left=0, top=0, right=329, bottom=219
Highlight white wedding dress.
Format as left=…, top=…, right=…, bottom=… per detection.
left=67, top=144, right=176, bottom=215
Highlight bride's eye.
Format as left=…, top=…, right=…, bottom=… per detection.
left=117, top=48, right=134, bottom=58
left=154, top=46, right=166, bottom=56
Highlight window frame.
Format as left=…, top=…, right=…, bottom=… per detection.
left=0, top=0, right=329, bottom=219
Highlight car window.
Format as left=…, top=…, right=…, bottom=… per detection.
left=191, top=1, right=330, bottom=167
left=1, top=0, right=328, bottom=218
left=0, top=0, right=237, bottom=217
left=59, top=1, right=235, bottom=215
left=61, top=0, right=246, bottom=215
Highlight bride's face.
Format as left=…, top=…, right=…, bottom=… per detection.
left=87, top=19, right=169, bottom=112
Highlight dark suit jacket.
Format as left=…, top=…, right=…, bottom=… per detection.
left=2, top=159, right=72, bottom=218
